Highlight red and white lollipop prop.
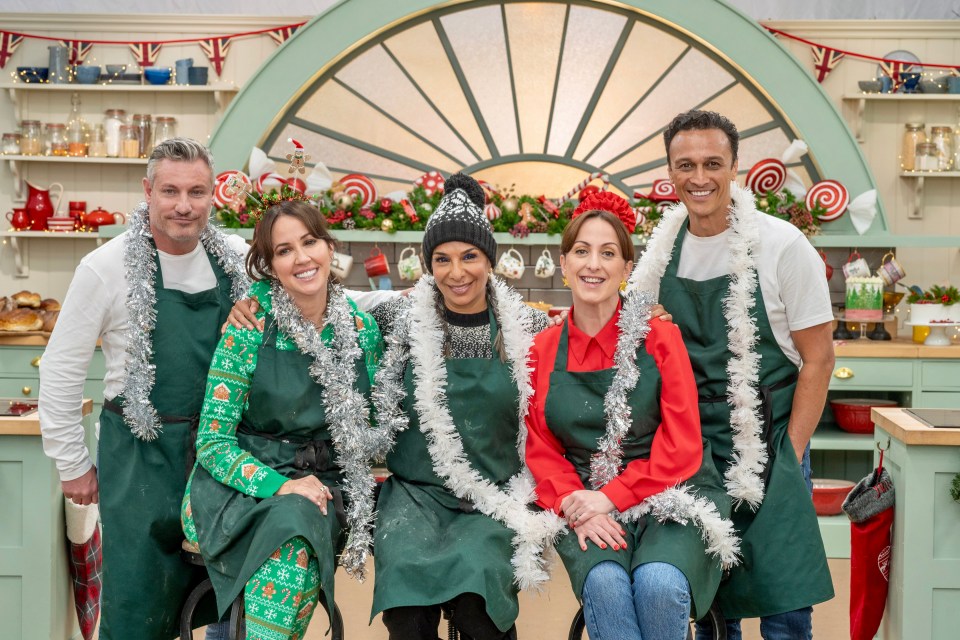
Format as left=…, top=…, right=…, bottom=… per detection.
left=745, top=158, right=787, bottom=195
left=339, top=173, right=378, bottom=208
left=414, top=171, right=446, bottom=197
left=805, top=179, right=849, bottom=221
left=647, top=179, right=679, bottom=203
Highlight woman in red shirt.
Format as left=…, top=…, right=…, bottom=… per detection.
left=525, top=192, right=738, bottom=639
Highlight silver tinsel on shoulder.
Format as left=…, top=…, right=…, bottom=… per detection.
left=269, top=280, right=377, bottom=581
left=120, top=203, right=250, bottom=441
left=588, top=289, right=741, bottom=569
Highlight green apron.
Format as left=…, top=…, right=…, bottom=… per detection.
left=543, top=318, right=729, bottom=620
left=189, top=320, right=370, bottom=622
left=659, top=224, right=833, bottom=618
left=98, top=249, right=232, bottom=639
left=372, top=313, right=522, bottom=632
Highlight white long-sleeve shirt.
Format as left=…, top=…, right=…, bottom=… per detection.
left=39, top=230, right=398, bottom=481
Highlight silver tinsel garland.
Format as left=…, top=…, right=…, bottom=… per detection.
left=120, top=203, right=250, bottom=441
left=268, top=281, right=378, bottom=581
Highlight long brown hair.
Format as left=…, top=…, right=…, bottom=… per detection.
left=245, top=200, right=338, bottom=282
left=560, top=209, right=635, bottom=262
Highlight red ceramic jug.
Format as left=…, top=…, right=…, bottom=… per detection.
left=6, top=208, right=30, bottom=230
left=25, top=181, right=64, bottom=231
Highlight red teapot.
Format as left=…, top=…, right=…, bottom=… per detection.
left=83, top=207, right=126, bottom=229
left=25, top=181, right=64, bottom=231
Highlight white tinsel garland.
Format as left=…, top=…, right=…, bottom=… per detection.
left=121, top=203, right=249, bottom=441
left=269, top=281, right=377, bottom=582
left=627, top=181, right=767, bottom=509
left=371, top=274, right=564, bottom=590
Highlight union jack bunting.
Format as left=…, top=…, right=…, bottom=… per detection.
left=878, top=59, right=912, bottom=91
left=129, top=42, right=162, bottom=68
left=199, top=36, right=232, bottom=76
left=59, top=40, right=94, bottom=65
left=811, top=45, right=845, bottom=83
left=0, top=31, right=24, bottom=69
left=268, top=25, right=300, bottom=46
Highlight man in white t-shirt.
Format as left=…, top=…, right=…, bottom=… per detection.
left=630, top=110, right=835, bottom=639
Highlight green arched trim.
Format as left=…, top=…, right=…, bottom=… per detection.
left=210, top=0, right=885, bottom=236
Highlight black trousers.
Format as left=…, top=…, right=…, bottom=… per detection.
left=382, top=593, right=518, bottom=640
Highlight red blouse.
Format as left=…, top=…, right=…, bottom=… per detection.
left=525, top=303, right=704, bottom=514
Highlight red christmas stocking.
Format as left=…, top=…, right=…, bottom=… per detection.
left=849, top=506, right=893, bottom=640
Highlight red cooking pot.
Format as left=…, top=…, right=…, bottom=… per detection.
left=830, top=398, right=898, bottom=434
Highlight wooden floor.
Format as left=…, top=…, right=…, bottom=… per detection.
left=195, top=557, right=850, bottom=639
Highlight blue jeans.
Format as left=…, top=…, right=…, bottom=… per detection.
left=582, top=561, right=691, bottom=640
left=204, top=622, right=230, bottom=640
left=696, top=446, right=815, bottom=640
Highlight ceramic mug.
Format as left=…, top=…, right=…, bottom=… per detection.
left=6, top=208, right=30, bottom=230
left=842, top=251, right=871, bottom=279
left=397, top=246, right=423, bottom=282
left=330, top=251, right=353, bottom=280
left=494, top=248, right=525, bottom=280
left=534, top=249, right=556, bottom=279
left=365, top=246, right=390, bottom=277
left=877, top=252, right=906, bottom=286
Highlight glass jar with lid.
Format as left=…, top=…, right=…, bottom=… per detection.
left=930, top=126, right=954, bottom=171
left=915, top=142, right=939, bottom=172
left=153, top=116, right=177, bottom=145
left=45, top=123, right=68, bottom=156
left=67, top=121, right=87, bottom=157
left=132, top=114, right=152, bottom=158
left=19, top=120, right=42, bottom=155
left=88, top=124, right=107, bottom=158
left=900, top=123, right=926, bottom=171
left=103, top=109, right=127, bottom=157
left=120, top=125, right=140, bottom=159
left=2, top=133, right=20, bottom=155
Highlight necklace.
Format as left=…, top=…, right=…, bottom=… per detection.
left=371, top=274, right=565, bottom=590
left=121, top=202, right=249, bottom=441
left=628, top=181, right=766, bottom=511
left=269, top=280, right=378, bottom=581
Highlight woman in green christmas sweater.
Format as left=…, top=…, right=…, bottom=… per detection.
left=181, top=199, right=382, bottom=640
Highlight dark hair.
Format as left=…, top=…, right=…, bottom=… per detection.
left=560, top=210, right=635, bottom=263
left=663, top=109, right=739, bottom=165
left=245, top=199, right=337, bottom=282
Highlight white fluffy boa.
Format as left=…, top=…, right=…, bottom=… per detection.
left=591, top=290, right=740, bottom=569
left=628, top=181, right=767, bottom=511
left=370, top=274, right=565, bottom=591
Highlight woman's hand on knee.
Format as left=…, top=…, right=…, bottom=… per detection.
left=574, top=514, right=628, bottom=552
left=276, top=476, right=333, bottom=515
left=222, top=297, right=263, bottom=333
left=561, top=489, right=615, bottom=527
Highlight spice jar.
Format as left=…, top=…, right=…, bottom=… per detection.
left=45, top=123, right=68, bottom=156
left=67, top=121, right=87, bottom=157
left=19, top=120, right=42, bottom=155
left=88, top=124, right=107, bottom=158
left=120, top=124, right=140, bottom=158
left=930, top=126, right=954, bottom=171
left=900, top=123, right=926, bottom=171
left=153, top=116, right=177, bottom=145
left=2, top=133, right=20, bottom=155
left=132, top=114, right=152, bottom=158
left=915, top=142, right=939, bottom=172
left=103, top=109, right=127, bottom=157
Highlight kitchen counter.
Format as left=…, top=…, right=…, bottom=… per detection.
left=872, top=406, right=960, bottom=445
left=833, top=336, right=960, bottom=358
left=0, top=398, right=91, bottom=435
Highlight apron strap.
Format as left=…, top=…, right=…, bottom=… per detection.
left=103, top=398, right=200, bottom=479
left=553, top=322, right=571, bottom=372
left=236, top=423, right=337, bottom=476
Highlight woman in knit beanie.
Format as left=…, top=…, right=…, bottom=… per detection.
left=367, top=173, right=560, bottom=640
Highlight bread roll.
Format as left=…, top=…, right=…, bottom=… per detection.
left=12, top=290, right=41, bottom=308
left=40, top=298, right=61, bottom=311
left=41, top=309, right=59, bottom=332
left=0, top=308, right=43, bottom=331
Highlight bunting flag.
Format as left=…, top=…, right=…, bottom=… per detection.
left=198, top=37, right=232, bottom=76
left=59, top=40, right=94, bottom=65
left=811, top=45, right=845, bottom=83
left=268, top=25, right=300, bottom=46
left=0, top=32, right=24, bottom=69
left=129, top=42, right=162, bottom=68
left=878, top=59, right=910, bottom=91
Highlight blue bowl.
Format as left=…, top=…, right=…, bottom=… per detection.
left=144, top=67, right=172, bottom=85
left=17, top=66, right=48, bottom=83
left=900, top=72, right=922, bottom=93
left=75, top=65, right=101, bottom=84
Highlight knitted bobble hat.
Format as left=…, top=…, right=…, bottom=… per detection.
left=421, top=172, right=497, bottom=273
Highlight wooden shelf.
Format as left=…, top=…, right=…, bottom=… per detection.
left=810, top=422, right=876, bottom=451
left=0, top=229, right=99, bottom=278
left=4, top=155, right=148, bottom=165
left=841, top=93, right=960, bottom=142
left=0, top=81, right=238, bottom=93
left=898, top=172, right=960, bottom=219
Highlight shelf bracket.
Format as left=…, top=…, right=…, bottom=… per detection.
left=910, top=175, right=924, bottom=220
left=3, top=235, right=30, bottom=278
left=7, top=158, right=24, bottom=202
left=852, top=97, right=865, bottom=143
left=6, top=86, right=21, bottom=123
left=213, top=90, right=235, bottom=117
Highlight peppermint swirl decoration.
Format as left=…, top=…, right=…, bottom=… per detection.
left=805, top=179, right=849, bottom=221
left=340, top=173, right=378, bottom=208
left=745, top=159, right=787, bottom=195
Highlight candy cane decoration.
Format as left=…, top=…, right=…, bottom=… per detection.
left=340, top=173, right=378, bottom=207
left=563, top=172, right=610, bottom=202
left=805, top=180, right=849, bottom=221
left=745, top=158, right=787, bottom=195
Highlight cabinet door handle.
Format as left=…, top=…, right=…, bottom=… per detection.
left=22, top=386, right=32, bottom=396
left=30, top=355, right=41, bottom=367
left=833, top=367, right=854, bottom=380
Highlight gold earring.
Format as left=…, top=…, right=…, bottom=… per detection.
left=562, top=276, right=569, bottom=287
left=619, top=280, right=627, bottom=292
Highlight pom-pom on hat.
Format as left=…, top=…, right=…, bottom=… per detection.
left=572, top=191, right=637, bottom=233
left=421, top=173, right=497, bottom=273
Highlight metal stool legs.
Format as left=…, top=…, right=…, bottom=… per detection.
left=567, top=600, right=725, bottom=640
